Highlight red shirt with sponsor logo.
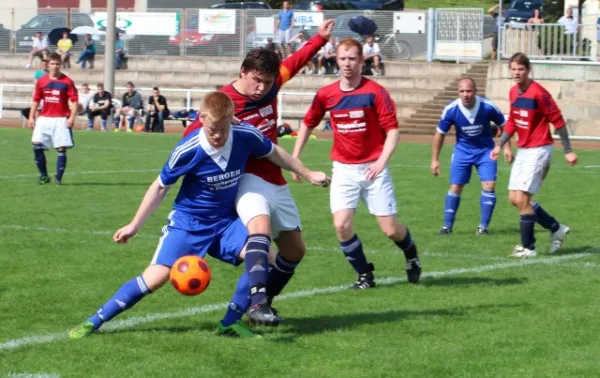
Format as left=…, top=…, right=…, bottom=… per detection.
left=33, top=74, right=78, bottom=118
left=183, top=34, right=328, bottom=185
left=504, top=81, right=566, bottom=148
left=303, top=78, right=398, bottom=164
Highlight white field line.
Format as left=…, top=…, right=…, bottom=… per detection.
left=0, top=251, right=594, bottom=353
left=6, top=373, right=60, bottom=378
left=0, top=225, right=509, bottom=262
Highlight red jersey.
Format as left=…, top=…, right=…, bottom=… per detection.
left=504, top=81, right=566, bottom=148
left=183, top=34, right=327, bottom=185
left=303, top=78, right=398, bottom=164
left=33, top=74, right=78, bottom=118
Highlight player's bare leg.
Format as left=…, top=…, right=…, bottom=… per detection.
left=440, top=183, right=464, bottom=235
left=244, top=215, right=281, bottom=326
left=333, top=209, right=375, bottom=289
left=478, top=180, right=497, bottom=235
left=376, top=216, right=421, bottom=284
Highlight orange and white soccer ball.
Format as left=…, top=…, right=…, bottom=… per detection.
left=170, top=256, right=212, bottom=296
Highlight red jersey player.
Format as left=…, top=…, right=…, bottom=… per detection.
left=491, top=53, right=578, bottom=257
left=183, top=19, right=334, bottom=325
left=29, top=52, right=78, bottom=185
left=291, top=38, right=421, bottom=289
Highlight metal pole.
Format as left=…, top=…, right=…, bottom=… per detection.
left=0, top=85, right=3, bottom=119
left=104, top=0, right=117, bottom=128
left=426, top=8, right=435, bottom=62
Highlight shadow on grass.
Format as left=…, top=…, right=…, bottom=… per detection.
left=545, top=245, right=600, bottom=257
left=420, top=276, right=527, bottom=287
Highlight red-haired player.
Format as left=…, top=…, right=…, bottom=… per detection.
left=491, top=53, right=578, bottom=257
left=29, top=52, right=78, bottom=185
left=291, top=38, right=421, bottom=289
left=183, top=19, right=335, bottom=325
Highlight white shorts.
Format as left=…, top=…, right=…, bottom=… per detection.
left=277, top=29, right=293, bottom=44
left=235, top=173, right=302, bottom=237
left=508, top=145, right=553, bottom=194
left=31, top=116, right=73, bottom=150
left=330, top=161, right=397, bottom=216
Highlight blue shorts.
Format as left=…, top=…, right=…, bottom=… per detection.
left=450, top=147, right=497, bottom=185
left=151, top=213, right=248, bottom=267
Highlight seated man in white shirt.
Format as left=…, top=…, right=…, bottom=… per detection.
left=27, top=32, right=49, bottom=68
left=363, top=35, right=382, bottom=76
left=78, top=83, right=95, bottom=116
left=324, top=37, right=338, bottom=74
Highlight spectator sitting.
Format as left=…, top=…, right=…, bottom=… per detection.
left=34, top=59, right=49, bottom=82
left=26, top=32, right=49, bottom=68
left=293, top=33, right=316, bottom=74
left=56, top=31, right=73, bottom=68
left=114, top=81, right=143, bottom=132
left=324, top=37, right=338, bottom=74
left=115, top=33, right=127, bottom=69
left=266, top=37, right=283, bottom=60
left=314, top=45, right=326, bottom=74
left=145, top=87, right=170, bottom=133
left=75, top=34, right=96, bottom=69
left=363, top=35, right=382, bottom=76
left=78, top=83, right=95, bottom=116
left=88, top=83, right=112, bottom=132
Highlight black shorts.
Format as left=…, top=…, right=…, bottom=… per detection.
left=492, top=33, right=499, bottom=51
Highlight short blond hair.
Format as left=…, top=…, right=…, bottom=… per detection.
left=200, top=92, right=234, bottom=122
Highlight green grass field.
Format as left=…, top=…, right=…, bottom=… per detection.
left=405, top=0, right=495, bottom=10
left=1, top=127, right=600, bottom=378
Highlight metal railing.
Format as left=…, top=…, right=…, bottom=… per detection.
left=499, top=23, right=599, bottom=60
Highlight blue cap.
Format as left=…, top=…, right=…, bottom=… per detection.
left=348, top=16, right=378, bottom=36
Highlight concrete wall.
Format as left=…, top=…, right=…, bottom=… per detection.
left=487, top=60, right=600, bottom=136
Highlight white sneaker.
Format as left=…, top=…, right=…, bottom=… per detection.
left=26, top=64, right=31, bottom=68
left=549, top=224, right=570, bottom=254
left=512, top=245, right=537, bottom=258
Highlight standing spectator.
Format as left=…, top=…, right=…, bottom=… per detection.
left=114, top=81, right=143, bottom=133
left=56, top=31, right=73, bottom=68
left=275, top=0, right=294, bottom=58
left=78, top=83, right=95, bottom=116
left=145, top=87, right=170, bottom=133
left=528, top=8, right=544, bottom=25
left=115, top=33, right=127, bottom=70
left=88, top=83, right=112, bottom=132
left=558, top=8, right=578, bottom=54
left=363, top=35, right=382, bottom=76
left=75, top=34, right=96, bottom=69
left=26, top=32, right=49, bottom=68
left=324, top=36, right=338, bottom=74
left=34, top=59, right=49, bottom=82
left=488, top=4, right=505, bottom=60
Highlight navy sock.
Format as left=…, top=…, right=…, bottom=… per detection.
left=480, top=190, right=496, bottom=228
left=394, top=228, right=418, bottom=260
left=532, top=201, right=560, bottom=233
left=114, top=116, right=121, bottom=129
left=88, top=119, right=93, bottom=129
left=244, top=234, right=271, bottom=307
left=266, top=253, right=299, bottom=299
left=520, top=214, right=536, bottom=250
left=86, top=276, right=150, bottom=329
left=101, top=119, right=107, bottom=129
left=221, top=272, right=250, bottom=327
left=443, top=191, right=461, bottom=228
left=56, top=151, right=67, bottom=181
left=33, top=145, right=47, bottom=177
left=128, top=116, right=135, bottom=129
left=340, top=234, right=370, bottom=274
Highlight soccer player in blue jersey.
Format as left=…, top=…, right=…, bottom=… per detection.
left=431, top=78, right=513, bottom=235
left=69, top=92, right=330, bottom=339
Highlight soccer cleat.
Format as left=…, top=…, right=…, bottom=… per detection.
left=69, top=321, right=95, bottom=339
left=266, top=297, right=283, bottom=319
left=406, top=258, right=422, bottom=284
left=127, top=128, right=133, bottom=133
left=113, top=128, right=120, bottom=133
left=54, top=178, right=62, bottom=186
left=39, top=176, right=51, bottom=185
left=351, top=271, right=376, bottom=289
left=511, top=245, right=537, bottom=258
left=549, top=224, right=570, bottom=254
left=247, top=301, right=281, bottom=327
left=438, top=227, right=453, bottom=235
left=476, top=226, right=489, bottom=235
left=218, top=320, right=263, bottom=339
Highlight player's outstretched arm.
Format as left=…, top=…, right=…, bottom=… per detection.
left=267, top=144, right=330, bottom=187
left=114, top=178, right=170, bottom=244
left=431, top=131, right=445, bottom=177
left=290, top=124, right=315, bottom=183
left=365, top=128, right=399, bottom=181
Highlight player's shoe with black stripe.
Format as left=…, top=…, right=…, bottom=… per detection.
left=351, top=264, right=376, bottom=289
left=438, top=227, right=453, bottom=235
left=39, top=176, right=50, bottom=185
left=476, top=226, right=489, bottom=235
left=406, top=258, right=422, bottom=283
left=217, top=320, right=262, bottom=339
left=247, top=301, right=282, bottom=327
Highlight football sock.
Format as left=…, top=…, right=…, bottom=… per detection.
left=127, top=116, right=135, bottom=129
left=532, top=201, right=560, bottom=233
left=33, top=145, right=48, bottom=177
left=221, top=272, right=250, bottom=327
left=114, top=116, right=121, bottom=129
left=101, top=119, right=107, bottom=129
left=86, top=276, right=150, bottom=330
left=443, top=191, right=461, bottom=228
left=340, top=234, right=370, bottom=274
left=244, top=234, right=271, bottom=307
left=394, top=228, right=418, bottom=260
left=520, top=214, right=536, bottom=250
left=56, top=151, right=67, bottom=182
left=266, top=253, right=299, bottom=299
left=88, top=119, right=93, bottom=129
left=479, top=190, right=496, bottom=227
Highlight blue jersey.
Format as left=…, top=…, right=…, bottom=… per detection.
left=159, top=124, right=274, bottom=224
left=437, top=96, right=505, bottom=152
